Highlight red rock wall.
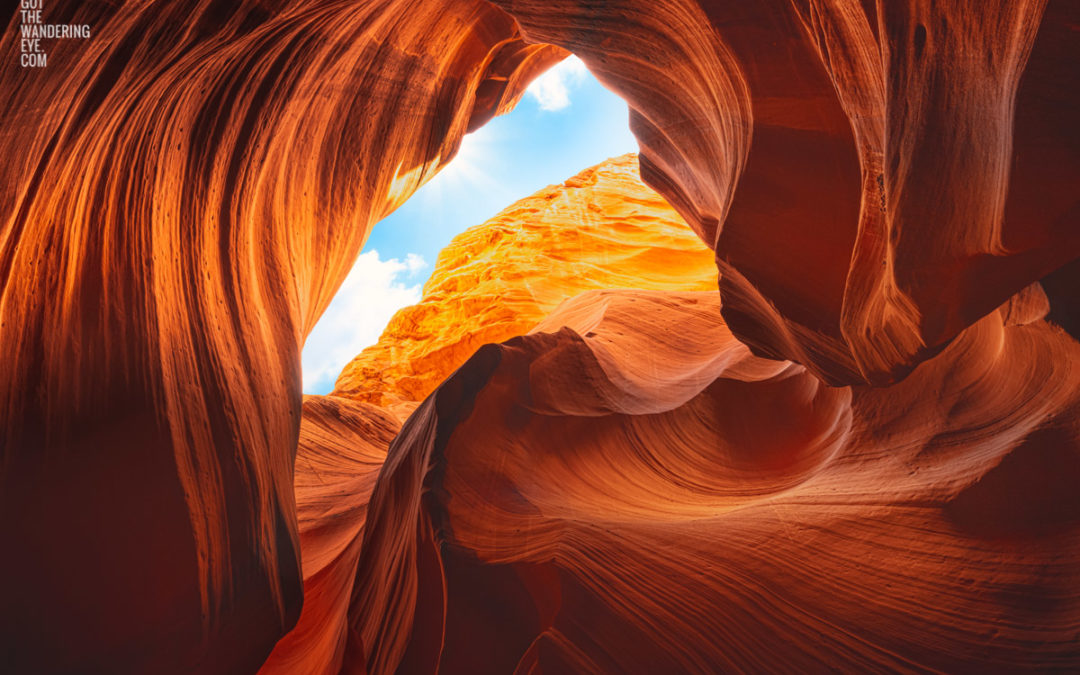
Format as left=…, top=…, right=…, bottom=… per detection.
left=348, top=288, right=1080, bottom=673
left=0, top=1, right=560, bottom=671
left=259, top=396, right=396, bottom=675
left=495, top=0, right=1080, bottom=384
left=1, top=0, right=1077, bottom=672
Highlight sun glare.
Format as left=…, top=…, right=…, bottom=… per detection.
left=301, top=57, right=638, bottom=394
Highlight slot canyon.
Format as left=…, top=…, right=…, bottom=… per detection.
left=1, top=1, right=1078, bottom=673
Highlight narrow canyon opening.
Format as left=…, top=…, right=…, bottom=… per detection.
left=300, top=55, right=641, bottom=396
left=4, top=2, right=1078, bottom=673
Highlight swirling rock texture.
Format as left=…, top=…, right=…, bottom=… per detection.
left=493, top=0, right=1080, bottom=385
left=333, top=154, right=717, bottom=411
left=0, top=1, right=564, bottom=671
left=259, top=396, right=396, bottom=675
left=353, top=288, right=1080, bottom=674
left=261, top=157, right=717, bottom=673
left=1, top=1, right=1078, bottom=674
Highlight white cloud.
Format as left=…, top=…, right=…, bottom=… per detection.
left=525, top=55, right=589, bottom=111
left=404, top=252, right=426, bottom=273
left=301, top=250, right=428, bottom=394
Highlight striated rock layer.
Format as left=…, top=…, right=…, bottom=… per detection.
left=258, top=396, right=396, bottom=675
left=261, top=154, right=718, bottom=673
left=495, top=0, right=1080, bottom=385
left=349, top=289, right=1080, bottom=674
left=334, top=154, right=717, bottom=409
left=1, top=0, right=1078, bottom=672
left=0, top=1, right=564, bottom=671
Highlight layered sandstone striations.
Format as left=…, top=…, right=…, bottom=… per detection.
left=1, top=0, right=1078, bottom=672
left=495, top=0, right=1080, bottom=385
left=263, top=154, right=718, bottom=674
left=0, top=1, right=564, bottom=671
left=350, top=288, right=1080, bottom=674
left=333, top=154, right=717, bottom=409
left=258, top=396, right=397, bottom=675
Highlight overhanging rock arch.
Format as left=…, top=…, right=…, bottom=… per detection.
left=0, top=0, right=1077, bottom=672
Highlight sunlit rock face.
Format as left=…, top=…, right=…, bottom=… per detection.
left=333, top=154, right=717, bottom=411
left=260, top=154, right=717, bottom=674
left=0, top=1, right=562, bottom=671
left=1, top=0, right=1077, bottom=672
left=350, top=288, right=1080, bottom=674
left=495, top=0, right=1080, bottom=385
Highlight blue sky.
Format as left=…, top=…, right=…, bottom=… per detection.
left=301, top=57, right=639, bottom=394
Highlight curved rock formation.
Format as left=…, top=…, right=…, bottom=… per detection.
left=258, top=396, right=396, bottom=675
left=350, top=289, right=1080, bottom=674
left=495, top=0, right=1080, bottom=385
left=334, top=154, right=717, bottom=409
left=263, top=154, right=717, bottom=674
left=0, top=2, right=562, bottom=671
left=1, top=0, right=1077, bottom=672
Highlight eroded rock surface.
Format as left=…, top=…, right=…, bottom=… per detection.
left=495, top=0, right=1080, bottom=384
left=333, top=154, right=717, bottom=410
left=262, top=156, right=720, bottom=673
left=0, top=1, right=562, bottom=670
left=258, top=396, right=396, bottom=675
left=350, top=289, right=1080, bottom=674
left=1, top=0, right=1077, bottom=672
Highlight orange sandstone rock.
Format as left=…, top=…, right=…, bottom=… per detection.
left=350, top=289, right=1080, bottom=674
left=258, top=396, right=396, bottom=675
left=333, top=154, right=717, bottom=408
left=270, top=154, right=718, bottom=674
left=1, top=0, right=1078, bottom=672
left=494, top=0, right=1080, bottom=385
left=0, top=2, right=561, bottom=670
